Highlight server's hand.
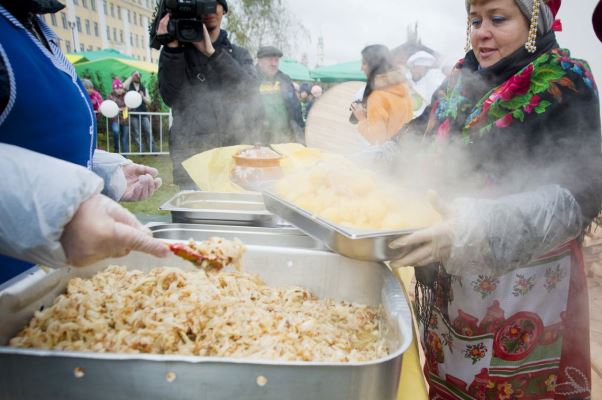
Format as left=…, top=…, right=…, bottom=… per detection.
left=60, top=194, right=169, bottom=266
left=120, top=163, right=162, bottom=202
left=389, top=191, right=451, bottom=267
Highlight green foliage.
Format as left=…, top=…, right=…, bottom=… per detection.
left=94, top=70, right=106, bottom=96
left=225, top=0, right=309, bottom=59
left=147, top=72, right=168, bottom=112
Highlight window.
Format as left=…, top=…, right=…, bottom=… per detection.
left=127, top=10, right=131, bottom=23
left=91, top=0, right=96, bottom=11
left=133, top=11, right=137, bottom=26
left=73, top=0, right=78, bottom=5
left=130, top=33, right=133, bottom=46
left=103, top=0, right=107, bottom=15
left=85, top=19, right=91, bottom=35
left=135, top=34, right=139, bottom=48
left=50, top=13, right=57, bottom=26
left=106, top=26, right=110, bottom=40
left=117, top=6, right=121, bottom=19
left=120, top=29, right=123, bottom=43
left=76, top=17, right=81, bottom=32
left=80, top=44, right=85, bottom=52
left=113, top=27, right=117, bottom=41
left=94, top=22, right=99, bottom=37
left=146, top=0, right=150, bottom=9
left=61, top=12, right=67, bottom=29
left=65, top=40, right=71, bottom=53
left=110, top=4, right=114, bottom=17
left=82, top=0, right=88, bottom=8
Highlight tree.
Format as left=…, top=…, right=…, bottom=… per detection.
left=225, top=0, right=309, bottom=60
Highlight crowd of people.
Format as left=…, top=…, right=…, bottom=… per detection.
left=2, top=0, right=602, bottom=398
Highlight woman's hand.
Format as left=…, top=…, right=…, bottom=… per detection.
left=389, top=191, right=452, bottom=268
left=193, top=24, right=215, bottom=57
left=157, top=14, right=179, bottom=48
left=350, top=102, right=367, bottom=122
left=60, top=194, right=169, bottom=266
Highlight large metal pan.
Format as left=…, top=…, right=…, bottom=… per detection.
left=0, top=224, right=412, bottom=400
left=262, top=190, right=419, bottom=261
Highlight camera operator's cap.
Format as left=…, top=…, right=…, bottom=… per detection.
left=217, top=0, right=228, bottom=13
left=132, top=71, right=141, bottom=78
left=257, top=46, right=283, bottom=59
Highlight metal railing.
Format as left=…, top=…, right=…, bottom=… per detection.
left=95, top=111, right=171, bottom=155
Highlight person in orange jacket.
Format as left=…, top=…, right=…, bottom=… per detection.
left=350, top=44, right=413, bottom=145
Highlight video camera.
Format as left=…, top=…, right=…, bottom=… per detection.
left=150, top=0, right=217, bottom=49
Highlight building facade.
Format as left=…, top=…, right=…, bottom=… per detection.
left=39, top=0, right=159, bottom=63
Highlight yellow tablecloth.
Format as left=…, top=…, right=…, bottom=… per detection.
left=396, top=267, right=428, bottom=400
left=181, top=143, right=344, bottom=192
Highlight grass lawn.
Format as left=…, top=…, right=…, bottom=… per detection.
left=119, top=155, right=180, bottom=216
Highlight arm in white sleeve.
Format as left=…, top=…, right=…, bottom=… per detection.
left=446, top=185, right=583, bottom=277
left=0, top=144, right=103, bottom=267
left=92, top=150, right=131, bottom=201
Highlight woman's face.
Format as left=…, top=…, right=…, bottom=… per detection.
left=361, top=59, right=369, bottom=77
left=469, top=0, right=529, bottom=68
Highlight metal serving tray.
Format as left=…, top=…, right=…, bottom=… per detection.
left=160, top=191, right=287, bottom=226
left=262, top=190, right=419, bottom=262
left=0, top=224, right=412, bottom=400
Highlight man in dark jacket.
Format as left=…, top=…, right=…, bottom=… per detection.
left=157, top=0, right=259, bottom=189
left=256, top=46, right=304, bottom=144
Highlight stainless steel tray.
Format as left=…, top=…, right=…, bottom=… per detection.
left=160, top=191, right=287, bottom=226
left=262, top=190, right=419, bottom=261
left=0, top=224, right=412, bottom=400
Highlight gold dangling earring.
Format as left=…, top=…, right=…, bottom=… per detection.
left=525, top=0, right=541, bottom=53
left=464, top=16, right=472, bottom=53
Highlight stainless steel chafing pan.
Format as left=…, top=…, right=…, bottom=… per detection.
left=0, top=224, right=412, bottom=400
left=160, top=191, right=288, bottom=226
left=262, top=190, right=420, bottom=262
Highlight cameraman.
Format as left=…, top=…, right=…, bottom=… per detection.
left=157, top=0, right=260, bottom=189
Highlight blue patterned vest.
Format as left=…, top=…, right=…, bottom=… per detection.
left=0, top=6, right=96, bottom=283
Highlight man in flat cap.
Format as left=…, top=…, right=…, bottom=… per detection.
left=156, top=0, right=260, bottom=189
left=256, top=45, right=304, bottom=144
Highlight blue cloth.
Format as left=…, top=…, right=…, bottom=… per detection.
left=0, top=7, right=96, bottom=283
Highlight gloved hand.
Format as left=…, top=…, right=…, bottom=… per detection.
left=120, top=163, right=163, bottom=202
left=389, top=192, right=452, bottom=268
left=390, top=185, right=583, bottom=277
left=60, top=194, right=169, bottom=266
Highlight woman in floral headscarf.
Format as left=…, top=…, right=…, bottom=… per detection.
left=389, top=0, right=602, bottom=398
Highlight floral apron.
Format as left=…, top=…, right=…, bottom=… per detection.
left=420, top=48, right=597, bottom=399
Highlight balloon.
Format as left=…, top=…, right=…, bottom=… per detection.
left=98, top=100, right=119, bottom=118
left=124, top=90, right=143, bottom=109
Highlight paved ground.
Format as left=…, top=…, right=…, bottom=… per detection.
left=589, top=278, right=602, bottom=398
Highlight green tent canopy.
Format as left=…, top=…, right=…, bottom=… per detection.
left=75, top=57, right=157, bottom=97
left=85, top=48, right=135, bottom=61
left=279, top=58, right=311, bottom=81
left=66, top=54, right=88, bottom=64
left=310, top=60, right=367, bottom=83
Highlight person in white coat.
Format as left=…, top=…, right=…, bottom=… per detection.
left=406, top=51, right=446, bottom=117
